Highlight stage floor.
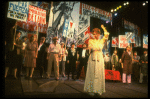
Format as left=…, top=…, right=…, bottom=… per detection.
left=4, top=70, right=148, bottom=98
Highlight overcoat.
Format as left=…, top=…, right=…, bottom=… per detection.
left=121, top=51, right=132, bottom=75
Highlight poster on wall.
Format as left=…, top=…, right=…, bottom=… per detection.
left=76, top=14, right=91, bottom=47
left=80, top=3, right=112, bottom=22
left=112, top=37, right=118, bottom=47
left=125, top=32, right=135, bottom=43
left=28, top=5, right=46, bottom=24
left=143, top=34, right=148, bottom=49
left=7, top=2, right=29, bottom=22
left=118, top=35, right=129, bottom=48
left=46, top=1, right=80, bottom=45
left=62, top=20, right=75, bottom=39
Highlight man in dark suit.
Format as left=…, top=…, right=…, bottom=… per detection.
left=67, top=43, right=77, bottom=80
left=139, top=50, right=148, bottom=83
left=76, top=43, right=89, bottom=81
left=37, top=37, right=47, bottom=78
left=121, top=45, right=132, bottom=84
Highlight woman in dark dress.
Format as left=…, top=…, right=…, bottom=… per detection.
left=5, top=31, right=23, bottom=79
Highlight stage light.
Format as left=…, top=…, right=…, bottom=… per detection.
left=146, top=1, right=148, bottom=3
left=124, top=3, right=127, bottom=6
left=111, top=9, right=114, bottom=12
left=106, top=21, right=109, bottom=23
left=114, top=13, right=117, bottom=16
left=143, top=3, right=146, bottom=6
left=119, top=5, right=122, bottom=8
left=117, top=7, right=119, bottom=10
left=126, top=2, right=129, bottom=5
left=114, top=9, right=117, bottom=11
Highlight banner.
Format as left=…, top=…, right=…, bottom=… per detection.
left=7, top=2, right=29, bottom=22
left=17, top=20, right=48, bottom=33
left=112, top=37, right=118, bottom=47
left=28, top=5, right=46, bottom=24
left=80, top=3, right=112, bottom=22
left=118, top=35, right=129, bottom=48
left=143, top=34, right=148, bottom=49
left=125, top=32, right=135, bottom=43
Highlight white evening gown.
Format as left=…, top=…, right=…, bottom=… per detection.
left=84, top=38, right=106, bottom=95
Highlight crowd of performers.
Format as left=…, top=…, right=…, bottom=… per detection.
left=5, top=23, right=148, bottom=96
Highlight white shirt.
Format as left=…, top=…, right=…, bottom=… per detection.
left=48, top=43, right=61, bottom=53
left=60, top=48, right=68, bottom=61
left=82, top=49, right=86, bottom=58
left=104, top=55, right=110, bottom=62
left=71, top=48, right=76, bottom=56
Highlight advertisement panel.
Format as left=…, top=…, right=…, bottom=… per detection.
left=112, top=37, right=118, bottom=47
left=28, top=5, right=46, bottom=24
left=80, top=3, right=112, bottom=22
left=125, top=32, right=135, bottom=43
left=143, top=34, right=148, bottom=49
left=118, top=35, right=129, bottom=48
left=7, top=2, right=29, bottom=22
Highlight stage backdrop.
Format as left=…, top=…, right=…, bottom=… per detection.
left=46, top=1, right=112, bottom=50
left=124, top=19, right=141, bottom=47
left=46, top=1, right=80, bottom=45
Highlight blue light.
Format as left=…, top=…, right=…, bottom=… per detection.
left=114, top=13, right=117, bottom=16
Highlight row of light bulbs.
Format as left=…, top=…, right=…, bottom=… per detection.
left=143, top=1, right=148, bottom=6
left=111, top=1, right=148, bottom=13
left=111, top=2, right=129, bottom=13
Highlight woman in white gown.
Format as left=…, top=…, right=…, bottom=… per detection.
left=84, top=25, right=109, bottom=96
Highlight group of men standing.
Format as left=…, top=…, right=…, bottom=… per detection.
left=38, top=36, right=90, bottom=81
left=104, top=46, right=148, bottom=84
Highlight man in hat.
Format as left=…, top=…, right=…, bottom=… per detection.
left=37, top=37, right=47, bottom=78
left=47, top=37, right=61, bottom=80
left=121, top=45, right=132, bottom=84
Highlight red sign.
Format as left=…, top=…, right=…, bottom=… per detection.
left=28, top=5, right=46, bottom=24
left=112, top=37, right=118, bottom=47
left=119, top=35, right=129, bottom=48
left=105, top=69, right=121, bottom=81
left=17, top=20, right=48, bottom=33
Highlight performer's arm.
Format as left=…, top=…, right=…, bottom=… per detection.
left=101, top=25, right=109, bottom=43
